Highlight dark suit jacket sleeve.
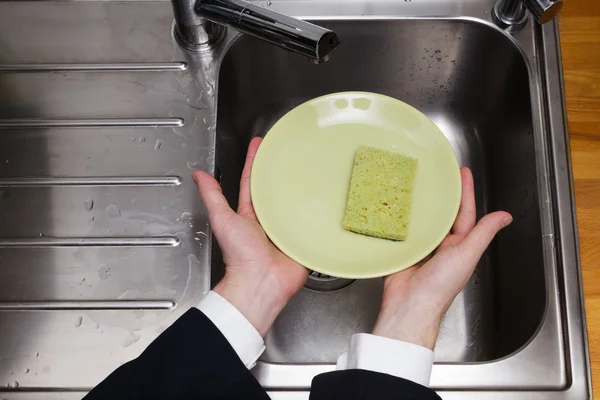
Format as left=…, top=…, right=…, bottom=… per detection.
left=310, top=369, right=442, bottom=400
left=84, top=307, right=269, bottom=400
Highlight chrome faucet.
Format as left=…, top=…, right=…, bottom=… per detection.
left=171, top=0, right=340, bottom=62
left=493, top=0, right=563, bottom=28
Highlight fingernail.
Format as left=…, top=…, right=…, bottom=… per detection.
left=501, top=216, right=513, bottom=228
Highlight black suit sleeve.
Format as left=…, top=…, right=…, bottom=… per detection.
left=84, top=307, right=269, bottom=400
left=310, top=369, right=442, bottom=400
left=86, top=306, right=439, bottom=400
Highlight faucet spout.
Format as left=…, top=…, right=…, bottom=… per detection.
left=196, top=0, right=340, bottom=62
left=172, top=0, right=340, bottom=62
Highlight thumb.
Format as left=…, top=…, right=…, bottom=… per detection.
left=458, top=211, right=513, bottom=266
left=192, top=171, right=236, bottom=235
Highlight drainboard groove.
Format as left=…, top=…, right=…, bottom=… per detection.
left=0, top=62, right=188, bottom=72
left=0, top=301, right=176, bottom=310
left=0, top=118, right=184, bottom=128
left=0, top=176, right=182, bottom=187
left=0, top=237, right=180, bottom=248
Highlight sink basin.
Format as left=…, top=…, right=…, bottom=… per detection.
left=216, top=19, right=544, bottom=364
left=0, top=0, right=590, bottom=398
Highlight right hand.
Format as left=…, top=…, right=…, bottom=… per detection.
left=371, top=167, right=512, bottom=349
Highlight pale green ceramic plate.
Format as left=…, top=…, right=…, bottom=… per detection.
left=251, top=92, right=461, bottom=279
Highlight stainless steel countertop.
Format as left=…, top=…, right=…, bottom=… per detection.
left=0, top=0, right=591, bottom=398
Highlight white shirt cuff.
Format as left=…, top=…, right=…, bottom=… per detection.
left=336, top=333, right=434, bottom=387
left=196, top=291, right=265, bottom=369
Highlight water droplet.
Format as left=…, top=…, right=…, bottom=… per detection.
left=139, top=136, right=146, bottom=143
left=83, top=199, right=94, bottom=212
left=206, top=81, right=215, bottom=98
left=188, top=254, right=201, bottom=269
left=98, top=264, right=111, bottom=280
left=74, top=316, right=83, bottom=328
left=121, top=332, right=141, bottom=348
left=93, top=323, right=100, bottom=329
left=6, top=381, right=19, bottom=389
left=105, top=205, right=121, bottom=218
left=352, top=98, right=372, bottom=110
left=195, top=90, right=205, bottom=105
left=180, top=212, right=193, bottom=223
left=35, top=352, right=39, bottom=357
left=154, top=140, right=163, bottom=151
left=24, top=368, right=29, bottom=374
left=335, top=98, right=349, bottom=108
left=186, top=160, right=203, bottom=170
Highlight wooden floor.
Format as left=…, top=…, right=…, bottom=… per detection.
left=560, top=0, right=600, bottom=396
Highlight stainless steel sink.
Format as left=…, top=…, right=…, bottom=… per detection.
left=216, top=18, right=543, bottom=365
left=0, top=0, right=590, bottom=399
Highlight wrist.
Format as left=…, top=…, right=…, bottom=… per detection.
left=214, top=272, right=290, bottom=337
left=371, top=305, right=441, bottom=350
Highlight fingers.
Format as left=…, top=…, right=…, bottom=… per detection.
left=192, top=170, right=236, bottom=234
left=458, top=211, right=513, bottom=265
left=451, top=167, right=477, bottom=237
left=237, top=137, right=263, bottom=218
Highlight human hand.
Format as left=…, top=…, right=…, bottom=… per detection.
left=371, top=167, right=513, bottom=349
left=193, top=137, right=309, bottom=337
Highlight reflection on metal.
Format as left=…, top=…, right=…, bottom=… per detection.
left=0, top=118, right=185, bottom=128
left=0, top=177, right=183, bottom=187
left=0, top=237, right=180, bottom=247
left=0, top=301, right=176, bottom=310
left=0, top=63, right=188, bottom=72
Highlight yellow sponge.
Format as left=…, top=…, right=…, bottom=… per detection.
left=342, top=146, right=417, bottom=241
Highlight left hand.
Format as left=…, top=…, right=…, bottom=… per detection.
left=371, top=167, right=512, bottom=349
left=193, top=137, right=309, bottom=337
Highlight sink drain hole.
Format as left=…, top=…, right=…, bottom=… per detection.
left=304, top=270, right=355, bottom=292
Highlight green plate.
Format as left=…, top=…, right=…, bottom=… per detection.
left=251, top=92, right=461, bottom=279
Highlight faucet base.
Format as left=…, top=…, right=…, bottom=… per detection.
left=173, top=20, right=225, bottom=52
left=493, top=0, right=563, bottom=28
left=492, top=0, right=528, bottom=29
